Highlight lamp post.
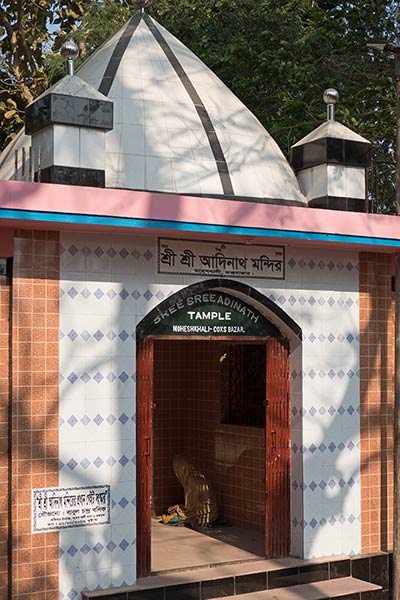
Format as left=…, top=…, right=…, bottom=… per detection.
left=368, top=41, right=400, bottom=599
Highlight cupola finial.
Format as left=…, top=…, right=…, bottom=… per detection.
left=133, top=0, right=154, bottom=12
left=60, top=40, right=79, bottom=76
left=323, top=88, right=339, bottom=122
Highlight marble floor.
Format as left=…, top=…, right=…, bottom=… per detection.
left=151, top=518, right=265, bottom=573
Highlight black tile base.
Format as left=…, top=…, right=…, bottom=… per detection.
left=82, top=550, right=394, bottom=600
left=37, top=165, right=105, bottom=188
left=165, top=582, right=200, bottom=599
left=267, top=566, right=299, bottom=589
left=308, top=195, right=366, bottom=212
left=361, top=591, right=389, bottom=599
left=330, top=559, right=350, bottom=579
left=370, top=554, right=389, bottom=589
left=299, top=562, right=329, bottom=584
left=352, top=557, right=370, bottom=582
left=235, top=572, right=266, bottom=594
left=200, top=577, right=234, bottom=599
left=127, top=589, right=164, bottom=600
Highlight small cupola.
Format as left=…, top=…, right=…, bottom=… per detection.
left=25, top=40, right=113, bottom=188
left=289, top=89, right=371, bottom=212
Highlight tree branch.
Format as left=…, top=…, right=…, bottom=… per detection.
left=16, top=0, right=37, bottom=74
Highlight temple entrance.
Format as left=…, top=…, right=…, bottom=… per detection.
left=152, top=339, right=267, bottom=572
left=136, top=280, right=299, bottom=577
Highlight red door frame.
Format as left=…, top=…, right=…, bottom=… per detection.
left=136, top=336, right=154, bottom=578
left=136, top=335, right=291, bottom=577
left=266, top=337, right=291, bottom=557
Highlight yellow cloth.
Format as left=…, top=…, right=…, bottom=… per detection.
left=168, top=454, right=219, bottom=527
left=161, top=505, right=186, bottom=524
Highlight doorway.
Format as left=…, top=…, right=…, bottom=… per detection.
left=137, top=335, right=291, bottom=576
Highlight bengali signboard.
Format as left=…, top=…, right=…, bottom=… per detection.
left=32, top=485, right=110, bottom=533
left=157, top=238, right=285, bottom=280
left=151, top=291, right=280, bottom=337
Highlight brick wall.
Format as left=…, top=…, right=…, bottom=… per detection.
left=359, top=252, right=394, bottom=553
left=153, top=339, right=265, bottom=531
left=152, top=340, right=186, bottom=514
left=12, top=230, right=60, bottom=599
left=0, top=273, right=11, bottom=597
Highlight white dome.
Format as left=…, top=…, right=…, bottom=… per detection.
left=0, top=14, right=305, bottom=204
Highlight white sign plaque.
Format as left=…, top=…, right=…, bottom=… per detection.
left=32, top=485, right=110, bottom=533
left=157, top=237, right=285, bottom=280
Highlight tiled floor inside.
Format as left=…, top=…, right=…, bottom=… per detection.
left=151, top=518, right=265, bottom=573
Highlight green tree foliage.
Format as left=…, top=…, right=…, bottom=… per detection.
left=0, top=0, right=130, bottom=149
left=0, top=0, right=398, bottom=211
left=150, top=0, right=399, bottom=212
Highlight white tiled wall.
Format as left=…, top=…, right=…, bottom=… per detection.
left=59, top=232, right=360, bottom=597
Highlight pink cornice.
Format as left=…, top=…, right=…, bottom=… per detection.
left=0, top=180, right=399, bottom=248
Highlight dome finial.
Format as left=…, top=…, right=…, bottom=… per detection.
left=60, top=40, right=79, bottom=76
left=132, top=0, right=155, bottom=12
left=323, top=88, right=339, bottom=122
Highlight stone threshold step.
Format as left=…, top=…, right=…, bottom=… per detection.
left=81, top=553, right=390, bottom=599
left=140, top=556, right=351, bottom=588
left=82, top=576, right=382, bottom=600
left=212, top=577, right=382, bottom=599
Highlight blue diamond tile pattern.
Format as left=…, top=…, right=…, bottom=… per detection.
left=59, top=454, right=136, bottom=471
left=119, top=497, right=129, bottom=509
left=81, top=287, right=91, bottom=299
left=119, top=372, right=129, bottom=383
left=94, top=372, right=104, bottom=383
left=119, top=455, right=129, bottom=467
left=67, top=545, right=78, bottom=557
left=93, top=543, right=104, bottom=554
left=94, top=457, right=104, bottom=469
left=94, top=329, right=104, bottom=341
left=67, top=372, right=77, bottom=384
left=61, top=412, right=134, bottom=428
left=119, top=539, right=129, bottom=551
left=81, top=372, right=90, bottom=383
left=94, top=288, right=104, bottom=300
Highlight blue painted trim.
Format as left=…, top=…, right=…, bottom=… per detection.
left=1, top=207, right=400, bottom=248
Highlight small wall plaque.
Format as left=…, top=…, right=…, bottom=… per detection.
left=32, top=485, right=110, bottom=533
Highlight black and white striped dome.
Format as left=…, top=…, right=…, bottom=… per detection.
left=0, top=13, right=305, bottom=204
